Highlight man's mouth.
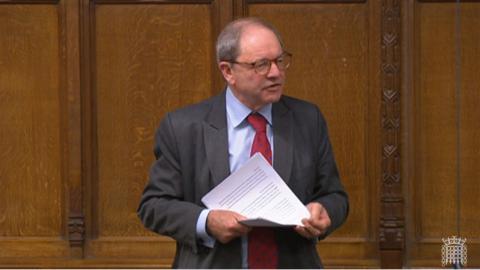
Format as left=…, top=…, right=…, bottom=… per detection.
left=264, top=83, right=282, bottom=90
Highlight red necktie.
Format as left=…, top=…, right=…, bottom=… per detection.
left=247, top=113, right=278, bottom=269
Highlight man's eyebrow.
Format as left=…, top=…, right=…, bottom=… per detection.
left=253, top=52, right=285, bottom=62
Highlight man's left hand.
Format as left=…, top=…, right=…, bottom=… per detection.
left=294, top=202, right=331, bottom=239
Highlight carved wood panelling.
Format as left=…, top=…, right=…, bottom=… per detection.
left=380, top=0, right=404, bottom=267
left=3, top=0, right=479, bottom=268
left=379, top=0, right=403, bottom=268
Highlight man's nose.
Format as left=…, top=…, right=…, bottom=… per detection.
left=267, top=61, right=281, bottom=78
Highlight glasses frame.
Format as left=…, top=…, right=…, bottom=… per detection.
left=228, top=51, right=292, bottom=75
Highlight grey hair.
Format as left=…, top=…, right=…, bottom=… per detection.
left=215, top=17, right=284, bottom=63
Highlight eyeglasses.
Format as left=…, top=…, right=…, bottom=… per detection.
left=229, top=52, right=292, bottom=75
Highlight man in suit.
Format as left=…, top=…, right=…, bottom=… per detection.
left=137, top=17, right=349, bottom=268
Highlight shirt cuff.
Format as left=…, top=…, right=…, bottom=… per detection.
left=196, top=209, right=215, bottom=248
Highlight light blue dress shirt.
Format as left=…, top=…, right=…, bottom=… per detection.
left=196, top=87, right=273, bottom=268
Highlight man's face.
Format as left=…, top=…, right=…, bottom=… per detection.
left=220, top=26, right=286, bottom=111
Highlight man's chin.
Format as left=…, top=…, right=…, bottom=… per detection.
left=264, top=92, right=282, bottom=104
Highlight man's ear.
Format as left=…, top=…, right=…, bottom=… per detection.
left=218, top=61, right=235, bottom=85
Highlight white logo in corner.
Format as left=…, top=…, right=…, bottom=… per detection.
left=442, top=236, right=467, bottom=267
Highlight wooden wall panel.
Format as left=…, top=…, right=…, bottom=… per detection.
left=83, top=2, right=217, bottom=266
left=94, top=3, right=213, bottom=236
left=460, top=3, right=480, bottom=242
left=0, top=2, right=69, bottom=259
left=248, top=1, right=381, bottom=267
left=406, top=1, right=480, bottom=267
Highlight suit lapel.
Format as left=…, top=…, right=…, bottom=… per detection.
left=204, top=91, right=231, bottom=187
left=204, top=93, right=293, bottom=187
left=272, top=98, right=293, bottom=185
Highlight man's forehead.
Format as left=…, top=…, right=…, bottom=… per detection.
left=240, top=25, right=277, bottom=43
left=238, top=25, right=282, bottom=58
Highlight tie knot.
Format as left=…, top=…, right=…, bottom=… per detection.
left=247, top=113, right=267, bottom=132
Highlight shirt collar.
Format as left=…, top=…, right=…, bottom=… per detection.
left=226, top=87, right=272, bottom=128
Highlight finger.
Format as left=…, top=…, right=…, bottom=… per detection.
left=231, top=214, right=252, bottom=235
left=207, top=210, right=249, bottom=242
left=307, top=202, right=324, bottom=220
left=297, top=224, right=321, bottom=238
left=233, top=222, right=251, bottom=235
left=308, top=216, right=327, bottom=231
left=304, top=224, right=321, bottom=237
left=294, top=225, right=312, bottom=238
left=299, top=220, right=317, bottom=237
left=306, top=204, right=331, bottom=232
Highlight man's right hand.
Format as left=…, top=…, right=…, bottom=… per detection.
left=206, top=210, right=251, bottom=244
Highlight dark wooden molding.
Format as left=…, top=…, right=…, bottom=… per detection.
left=80, top=0, right=98, bottom=241
left=246, top=0, right=366, bottom=3
left=0, top=0, right=59, bottom=3
left=233, top=0, right=247, bottom=18
left=418, top=0, right=479, bottom=2
left=93, top=0, right=213, bottom=4
left=61, top=0, right=85, bottom=258
left=68, top=215, right=85, bottom=248
left=211, top=0, right=235, bottom=94
left=380, top=0, right=404, bottom=268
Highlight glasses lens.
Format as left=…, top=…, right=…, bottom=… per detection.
left=254, top=59, right=271, bottom=74
left=277, top=53, right=291, bottom=70
left=252, top=52, right=292, bottom=74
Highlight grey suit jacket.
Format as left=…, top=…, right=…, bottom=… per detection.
left=137, top=91, right=349, bottom=268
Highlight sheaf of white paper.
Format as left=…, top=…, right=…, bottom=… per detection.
left=201, top=153, right=310, bottom=227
